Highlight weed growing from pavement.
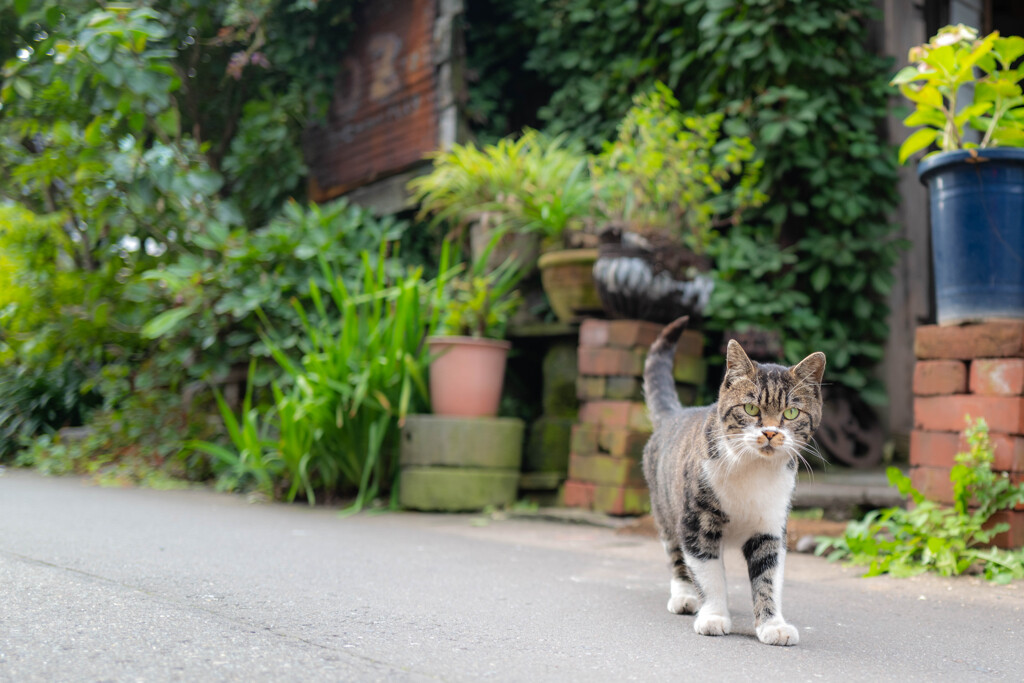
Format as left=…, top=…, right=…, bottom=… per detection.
left=817, top=417, right=1024, bottom=584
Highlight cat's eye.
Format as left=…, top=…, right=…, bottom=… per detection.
left=743, top=403, right=760, bottom=416
left=783, top=407, right=800, bottom=420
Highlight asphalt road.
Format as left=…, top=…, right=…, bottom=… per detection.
left=1, top=469, right=1021, bottom=682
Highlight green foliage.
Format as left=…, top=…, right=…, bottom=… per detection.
left=892, top=25, right=1024, bottom=162
left=437, top=248, right=524, bottom=340
left=591, top=83, right=765, bottom=251
left=12, top=387, right=216, bottom=486
left=0, top=361, right=101, bottom=458
left=139, top=198, right=407, bottom=380
left=489, top=0, right=701, bottom=147
left=685, top=0, right=904, bottom=402
left=193, top=245, right=443, bottom=508
left=472, top=0, right=904, bottom=401
left=408, top=129, right=593, bottom=247
left=818, top=417, right=1024, bottom=584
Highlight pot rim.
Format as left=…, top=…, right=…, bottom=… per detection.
left=918, top=147, right=1024, bottom=183
left=426, top=335, right=512, bottom=350
left=537, top=247, right=600, bottom=268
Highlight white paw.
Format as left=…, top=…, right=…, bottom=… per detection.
left=756, top=621, right=799, bottom=646
left=693, top=611, right=731, bottom=636
left=667, top=594, right=699, bottom=614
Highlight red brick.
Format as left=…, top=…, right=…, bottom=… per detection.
left=563, top=479, right=649, bottom=515
left=578, top=400, right=651, bottom=432
left=598, top=427, right=649, bottom=459
left=913, top=360, right=967, bottom=396
left=576, top=376, right=607, bottom=401
left=910, top=430, right=960, bottom=469
left=563, top=480, right=596, bottom=508
left=910, top=465, right=1024, bottom=510
left=914, top=396, right=1024, bottom=435
left=991, top=433, right=1024, bottom=471
left=909, top=466, right=955, bottom=505
left=578, top=319, right=612, bottom=348
left=970, top=359, right=1024, bottom=396
left=592, top=483, right=649, bottom=515
left=915, top=322, right=1024, bottom=360
left=911, top=429, right=1024, bottom=473
left=987, top=510, right=1024, bottom=549
left=579, top=319, right=704, bottom=356
left=608, top=320, right=663, bottom=348
left=570, top=423, right=598, bottom=455
left=577, top=347, right=645, bottom=377
left=605, top=376, right=644, bottom=401
left=568, top=453, right=645, bottom=487
left=672, top=354, right=707, bottom=386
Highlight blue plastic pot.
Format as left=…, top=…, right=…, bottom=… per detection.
left=919, top=148, right=1024, bottom=325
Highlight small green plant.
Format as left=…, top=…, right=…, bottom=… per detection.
left=891, top=24, right=1024, bottom=163
left=591, top=83, right=766, bottom=252
left=436, top=248, right=523, bottom=340
left=408, top=129, right=593, bottom=247
left=817, top=416, right=1024, bottom=583
left=188, top=361, right=283, bottom=499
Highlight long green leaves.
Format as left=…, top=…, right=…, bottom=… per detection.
left=228, top=242, right=446, bottom=509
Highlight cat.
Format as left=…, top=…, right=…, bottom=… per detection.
left=642, top=316, right=826, bottom=646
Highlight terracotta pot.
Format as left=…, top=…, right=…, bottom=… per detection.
left=537, top=248, right=603, bottom=323
left=427, top=336, right=511, bottom=417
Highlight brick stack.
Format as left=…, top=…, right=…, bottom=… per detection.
left=563, top=319, right=705, bottom=515
left=911, top=322, right=1024, bottom=549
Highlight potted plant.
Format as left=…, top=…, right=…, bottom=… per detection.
left=409, top=131, right=604, bottom=323
left=427, top=249, right=523, bottom=418
left=589, top=84, right=766, bottom=324
left=892, top=24, right=1024, bottom=324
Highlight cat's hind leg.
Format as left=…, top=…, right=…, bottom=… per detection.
left=743, top=533, right=799, bottom=646
left=663, top=542, right=699, bottom=615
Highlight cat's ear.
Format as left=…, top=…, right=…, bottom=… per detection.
left=725, top=339, right=756, bottom=379
left=791, top=351, right=826, bottom=385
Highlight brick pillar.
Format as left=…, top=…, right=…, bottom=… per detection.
left=563, top=319, right=705, bottom=516
left=911, top=322, right=1024, bottom=549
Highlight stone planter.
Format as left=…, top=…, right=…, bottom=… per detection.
left=398, top=414, right=524, bottom=511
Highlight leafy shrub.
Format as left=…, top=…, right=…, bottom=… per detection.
left=818, top=417, right=1024, bottom=584
left=140, top=198, right=408, bottom=381
left=591, top=83, right=765, bottom=251
left=0, top=361, right=101, bottom=458
left=191, top=244, right=447, bottom=508
left=408, top=129, right=593, bottom=247
left=14, top=387, right=216, bottom=487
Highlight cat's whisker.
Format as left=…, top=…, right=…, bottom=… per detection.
left=790, top=436, right=828, bottom=467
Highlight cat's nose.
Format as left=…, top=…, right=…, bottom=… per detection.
left=763, top=430, right=778, bottom=441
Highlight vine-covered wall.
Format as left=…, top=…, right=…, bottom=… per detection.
left=467, top=0, right=903, bottom=405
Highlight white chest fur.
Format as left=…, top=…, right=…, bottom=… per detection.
left=704, top=455, right=795, bottom=544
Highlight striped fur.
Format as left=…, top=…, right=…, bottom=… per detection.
left=642, top=317, right=825, bottom=646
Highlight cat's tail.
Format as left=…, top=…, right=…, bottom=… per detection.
left=643, top=316, right=689, bottom=428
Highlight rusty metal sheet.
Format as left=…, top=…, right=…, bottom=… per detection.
left=304, top=0, right=439, bottom=200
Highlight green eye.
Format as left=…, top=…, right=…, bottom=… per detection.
left=744, top=403, right=760, bottom=416
left=783, top=407, right=800, bottom=420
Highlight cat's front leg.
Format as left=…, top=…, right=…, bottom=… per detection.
left=683, top=552, right=731, bottom=636
left=743, top=533, right=799, bottom=646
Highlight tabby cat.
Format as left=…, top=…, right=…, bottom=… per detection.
left=642, top=316, right=826, bottom=646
